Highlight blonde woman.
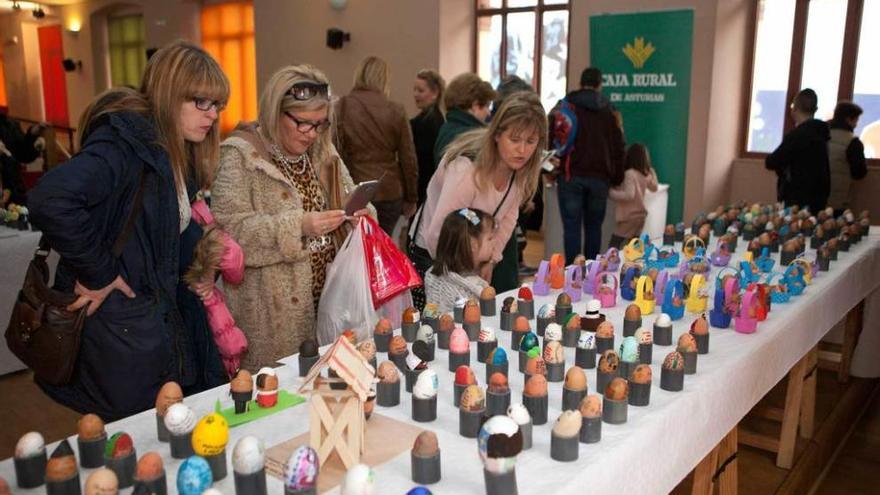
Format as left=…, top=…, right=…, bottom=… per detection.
left=212, top=65, right=370, bottom=369
left=411, top=69, right=446, bottom=205
left=28, top=41, right=229, bottom=419
left=410, top=91, right=547, bottom=300
left=336, top=55, right=418, bottom=234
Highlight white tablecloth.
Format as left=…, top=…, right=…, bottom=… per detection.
left=1, top=229, right=878, bottom=494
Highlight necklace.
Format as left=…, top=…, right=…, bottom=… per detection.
left=269, top=143, right=309, bottom=176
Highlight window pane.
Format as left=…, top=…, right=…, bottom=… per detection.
left=853, top=0, right=880, bottom=158
left=540, top=10, right=568, bottom=110
left=746, top=0, right=796, bottom=153
left=800, top=0, right=847, bottom=121
left=478, top=0, right=502, bottom=8
left=506, top=12, right=535, bottom=86
left=477, top=15, right=502, bottom=87
left=508, top=0, right=537, bottom=7
left=543, top=0, right=569, bottom=4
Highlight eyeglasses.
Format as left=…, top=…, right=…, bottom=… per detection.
left=191, top=97, right=226, bottom=112
left=285, top=112, right=331, bottom=134
left=287, top=82, right=330, bottom=101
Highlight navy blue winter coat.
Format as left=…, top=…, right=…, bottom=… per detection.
left=27, top=111, right=221, bottom=420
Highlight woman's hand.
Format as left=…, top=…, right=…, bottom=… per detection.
left=189, top=278, right=215, bottom=301
left=67, top=275, right=135, bottom=316
left=479, top=261, right=496, bottom=283
left=302, top=209, right=346, bottom=237
left=347, top=208, right=371, bottom=226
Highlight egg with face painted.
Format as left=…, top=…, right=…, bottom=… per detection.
left=524, top=374, right=548, bottom=397
left=619, top=336, right=639, bottom=363
left=232, top=436, right=264, bottom=475
left=577, top=332, right=596, bottom=350
left=341, top=463, right=375, bottom=495
left=416, top=325, right=435, bottom=344
left=377, top=361, right=400, bottom=384
left=543, top=341, right=565, bottom=364
left=413, top=370, right=439, bottom=399
left=478, top=327, right=497, bottom=343
left=488, top=372, right=509, bottom=394
left=634, top=327, right=653, bottom=345
left=630, top=364, right=652, bottom=384
left=519, top=332, right=539, bottom=352
left=596, top=321, right=615, bottom=338
left=489, top=347, right=508, bottom=366
left=176, top=456, right=213, bottom=495
left=507, top=403, right=531, bottom=425
left=449, top=327, right=469, bottom=354
left=502, top=297, right=518, bottom=313
left=578, top=394, right=602, bottom=417
left=84, top=468, right=118, bottom=495
left=164, top=403, right=197, bottom=435
left=677, top=333, right=698, bottom=353
left=544, top=323, right=562, bottom=342
left=605, top=377, right=629, bottom=400
left=389, top=336, right=408, bottom=356
left=537, top=304, right=555, bottom=319
left=357, top=340, right=377, bottom=361
left=553, top=410, right=582, bottom=438
left=191, top=413, right=229, bottom=456
left=285, top=446, right=319, bottom=491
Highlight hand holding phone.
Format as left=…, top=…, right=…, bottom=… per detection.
left=344, top=178, right=381, bottom=216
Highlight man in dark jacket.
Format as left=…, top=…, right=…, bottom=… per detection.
left=557, top=67, right=625, bottom=263
left=765, top=88, right=831, bottom=213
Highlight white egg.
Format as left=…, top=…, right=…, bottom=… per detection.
left=544, top=323, right=562, bottom=342
left=655, top=313, right=672, bottom=327
left=163, top=403, right=196, bottom=435
left=412, top=369, right=438, bottom=399
left=586, top=299, right=601, bottom=313
left=341, top=464, right=375, bottom=495
left=416, top=325, right=434, bottom=344
left=577, top=332, right=596, bottom=350
left=232, top=436, right=265, bottom=475
left=15, top=431, right=45, bottom=458
left=506, top=403, right=531, bottom=425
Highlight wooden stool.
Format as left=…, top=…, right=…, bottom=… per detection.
left=818, top=300, right=864, bottom=383
left=691, top=427, right=738, bottom=495
left=739, top=346, right=818, bottom=469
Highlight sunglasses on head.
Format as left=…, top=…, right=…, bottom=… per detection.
left=287, top=82, right=330, bottom=101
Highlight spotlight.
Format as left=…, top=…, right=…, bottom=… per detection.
left=326, top=28, right=350, bottom=50
left=32, top=6, right=46, bottom=19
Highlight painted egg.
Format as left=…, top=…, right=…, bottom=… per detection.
left=299, top=338, right=319, bottom=357
left=78, top=414, right=105, bottom=441
left=84, top=468, right=118, bottom=495
left=527, top=347, right=540, bottom=359
left=341, top=463, right=375, bottom=495
left=455, top=297, right=468, bottom=309
left=403, top=307, right=420, bottom=324
left=378, top=361, right=400, bottom=383
left=478, top=327, right=497, bottom=343
left=565, top=313, right=582, bottom=331
left=663, top=352, right=685, bottom=370
left=677, top=333, right=698, bottom=353
left=564, top=366, right=587, bottom=391
left=463, top=300, right=481, bottom=324
left=407, top=487, right=434, bottom=495
left=135, top=452, right=164, bottom=481
left=449, top=327, right=470, bottom=354
left=507, top=403, right=531, bottom=425
left=557, top=293, right=572, bottom=306
left=578, top=394, right=602, bottom=417
left=523, top=374, right=548, bottom=397
left=155, top=381, right=183, bottom=416
left=605, top=377, right=629, bottom=400
left=104, top=432, right=134, bottom=459
left=537, top=304, right=555, bottom=319
left=655, top=313, right=672, bottom=327
left=374, top=318, right=392, bottom=335
left=389, top=336, right=408, bottom=355
left=519, top=332, right=539, bottom=352
left=543, top=341, right=564, bottom=364
left=285, top=445, right=319, bottom=491
left=176, top=456, right=213, bottom=495
left=454, top=365, right=477, bottom=386
left=544, top=323, right=562, bottom=342
left=501, top=297, right=518, bottom=313
left=489, top=347, right=508, bottom=365
left=191, top=413, right=229, bottom=456
left=413, top=370, right=439, bottom=399
left=625, top=304, right=642, bottom=321
left=577, top=332, right=596, bottom=350
left=478, top=416, right=522, bottom=475
left=481, top=286, right=497, bottom=300
left=422, top=303, right=440, bottom=320
left=619, top=336, right=639, bottom=363
left=460, top=384, right=486, bottom=412
left=553, top=410, right=582, bottom=438
left=256, top=367, right=279, bottom=392
left=690, top=315, right=709, bottom=335
left=412, top=431, right=439, bottom=457
left=439, top=314, right=455, bottom=332
left=525, top=356, right=546, bottom=377
left=488, top=372, right=509, bottom=394
left=598, top=350, right=620, bottom=374
left=630, top=364, right=652, bottom=384
left=586, top=299, right=601, bottom=314
left=230, top=369, right=254, bottom=394
left=416, top=325, right=435, bottom=344
left=405, top=352, right=426, bottom=371
left=513, top=316, right=530, bottom=333
left=164, top=403, right=197, bottom=435
left=634, top=327, right=653, bottom=345
left=596, top=321, right=615, bottom=338
left=518, top=285, right=533, bottom=300
left=46, top=440, right=77, bottom=482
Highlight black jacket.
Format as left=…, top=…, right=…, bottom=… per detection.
left=565, top=89, right=625, bottom=186
left=765, top=118, right=831, bottom=213
left=410, top=104, right=445, bottom=205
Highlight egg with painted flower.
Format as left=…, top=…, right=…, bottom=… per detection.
left=285, top=446, right=319, bottom=491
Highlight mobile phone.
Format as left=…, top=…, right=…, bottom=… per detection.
left=344, top=179, right=381, bottom=216
left=541, top=149, right=557, bottom=172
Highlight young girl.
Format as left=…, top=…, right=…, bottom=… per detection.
left=424, top=208, right=495, bottom=313
left=608, top=143, right=658, bottom=249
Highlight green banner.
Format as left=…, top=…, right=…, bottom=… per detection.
left=590, top=9, right=693, bottom=223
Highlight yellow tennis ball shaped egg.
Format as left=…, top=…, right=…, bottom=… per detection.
left=191, top=413, right=229, bottom=456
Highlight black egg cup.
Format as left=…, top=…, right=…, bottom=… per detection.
left=654, top=324, right=672, bottom=346
left=463, top=322, right=480, bottom=341
left=517, top=350, right=529, bottom=373
left=411, top=451, right=441, bottom=485
left=46, top=473, right=80, bottom=495
left=817, top=253, right=831, bottom=271
left=537, top=316, right=553, bottom=336
left=562, top=329, right=579, bottom=348
left=406, top=368, right=425, bottom=393
left=523, top=394, right=548, bottom=425
left=623, top=319, right=642, bottom=337
left=628, top=382, right=651, bottom=407
left=484, top=467, right=517, bottom=495
left=402, top=322, right=419, bottom=343
left=580, top=416, right=602, bottom=444
left=233, top=468, right=267, bottom=495
left=486, top=389, right=511, bottom=416
left=459, top=408, right=485, bottom=438
left=453, top=306, right=464, bottom=324
left=78, top=434, right=106, bottom=468
left=661, top=367, right=684, bottom=391
left=480, top=299, right=496, bottom=316
left=596, top=336, right=614, bottom=354
left=638, top=343, right=653, bottom=364
left=693, top=333, right=709, bottom=354
left=437, top=331, right=451, bottom=350
left=232, top=390, right=253, bottom=414
left=298, top=354, right=319, bottom=377
left=422, top=316, right=439, bottom=334
left=204, top=451, right=227, bottom=481
left=596, top=369, right=617, bottom=393
left=169, top=431, right=194, bottom=459
left=519, top=420, right=533, bottom=450
left=412, top=395, right=437, bottom=422
left=134, top=473, right=168, bottom=495
left=477, top=340, right=497, bottom=363
left=500, top=311, right=517, bottom=332
left=285, top=486, right=316, bottom=495
left=156, top=413, right=170, bottom=442
left=562, top=386, right=587, bottom=411
left=618, top=361, right=637, bottom=382
left=682, top=351, right=698, bottom=374
left=13, top=452, right=45, bottom=489
left=602, top=397, right=628, bottom=424
left=485, top=361, right=509, bottom=382
left=374, top=332, right=391, bottom=353
left=546, top=362, right=565, bottom=383
left=518, top=299, right=535, bottom=319
left=551, top=433, right=579, bottom=462
left=377, top=381, right=400, bottom=407
left=448, top=351, right=470, bottom=372
left=575, top=347, right=597, bottom=369
left=453, top=383, right=466, bottom=408
left=105, top=449, right=136, bottom=489
left=390, top=352, right=409, bottom=373
left=511, top=331, right=526, bottom=352
left=555, top=305, right=573, bottom=324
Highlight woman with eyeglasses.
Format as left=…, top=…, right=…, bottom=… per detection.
left=212, top=65, right=370, bottom=369
left=27, top=41, right=230, bottom=420
left=335, top=56, right=418, bottom=234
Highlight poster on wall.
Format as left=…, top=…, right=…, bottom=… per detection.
left=590, top=9, right=693, bottom=223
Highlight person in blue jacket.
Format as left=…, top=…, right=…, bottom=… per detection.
left=27, top=41, right=230, bottom=420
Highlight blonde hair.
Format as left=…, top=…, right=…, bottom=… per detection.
left=416, top=68, right=446, bottom=113
left=353, top=56, right=391, bottom=96
left=441, top=91, right=547, bottom=206
left=140, top=40, right=229, bottom=191
left=258, top=64, right=335, bottom=169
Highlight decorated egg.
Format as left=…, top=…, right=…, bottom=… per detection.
left=557, top=293, right=572, bottom=306
left=577, top=332, right=596, bottom=350
left=460, top=385, right=486, bottom=412
left=191, top=413, right=229, bottom=456
left=552, top=410, right=582, bottom=438
left=663, top=352, right=685, bottom=370
left=585, top=299, right=602, bottom=314
left=630, top=364, right=652, bottom=384
left=256, top=367, right=279, bottom=393
left=525, top=356, right=547, bottom=377
left=488, top=372, right=509, bottom=394
left=625, top=304, right=642, bottom=321
left=413, top=370, right=439, bottom=399
left=596, top=321, right=615, bottom=338
left=564, top=366, right=587, bottom=391
left=423, top=303, right=440, bottom=320
left=578, top=394, right=602, bottom=417
left=439, top=314, right=455, bottom=332
left=543, top=341, right=564, bottom=364
left=507, top=403, right=531, bottom=425
left=78, top=414, right=105, bottom=441
left=416, top=325, right=435, bottom=345
left=501, top=296, right=518, bottom=313
left=155, top=381, right=183, bottom=416
left=463, top=300, right=481, bottom=324
left=378, top=361, right=400, bottom=383
left=407, top=487, right=433, bottom=495
left=135, top=452, right=164, bottom=481
left=176, top=456, right=213, bottom=495
left=523, top=374, right=548, bottom=397
left=619, top=336, right=639, bottom=363
left=230, top=369, right=254, bottom=394
left=565, top=313, right=582, bottom=331
left=489, top=347, right=508, bottom=365
left=597, top=350, right=620, bottom=374
left=537, top=304, right=555, bottom=319
left=518, top=285, right=533, bottom=300
left=405, top=351, right=427, bottom=371
left=481, top=286, right=497, bottom=300
left=163, top=403, right=197, bottom=435
left=357, top=340, right=378, bottom=361
left=605, top=377, right=629, bottom=400
left=403, top=307, right=420, bottom=324
left=478, top=327, right=497, bottom=343
left=519, top=332, right=539, bottom=352
left=513, top=316, right=530, bottom=333
left=449, top=327, right=469, bottom=353
left=374, top=318, right=392, bottom=335
left=634, top=327, right=653, bottom=345
left=478, top=416, right=523, bottom=475
left=677, top=333, right=698, bottom=353
left=412, top=431, right=439, bottom=457
left=285, top=445, right=319, bottom=491
left=389, top=336, right=408, bottom=355
left=341, top=463, right=375, bottom=495
left=690, top=315, right=709, bottom=335
left=84, top=468, right=118, bottom=495
left=454, top=365, right=477, bottom=386
left=544, top=323, right=562, bottom=343
left=46, top=440, right=77, bottom=482
left=104, top=432, right=134, bottom=459
left=299, top=338, right=319, bottom=357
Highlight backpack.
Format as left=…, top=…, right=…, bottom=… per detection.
left=548, top=97, right=578, bottom=179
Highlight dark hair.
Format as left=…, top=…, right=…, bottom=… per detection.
left=792, top=88, right=818, bottom=114
left=580, top=67, right=602, bottom=88
left=431, top=208, right=494, bottom=276
left=495, top=75, right=534, bottom=106
left=444, top=73, right=497, bottom=111
left=624, top=143, right=652, bottom=176
left=829, top=101, right=863, bottom=130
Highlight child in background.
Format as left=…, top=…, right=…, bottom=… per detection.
left=425, top=208, right=495, bottom=313
left=608, top=143, right=658, bottom=249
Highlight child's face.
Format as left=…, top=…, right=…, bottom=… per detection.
left=471, top=226, right=495, bottom=265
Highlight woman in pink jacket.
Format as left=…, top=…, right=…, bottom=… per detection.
left=608, top=143, right=658, bottom=249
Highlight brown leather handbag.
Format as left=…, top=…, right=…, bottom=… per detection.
left=5, top=172, right=145, bottom=385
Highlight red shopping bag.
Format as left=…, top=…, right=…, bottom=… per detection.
left=360, top=216, right=422, bottom=308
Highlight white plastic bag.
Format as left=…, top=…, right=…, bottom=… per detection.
left=317, top=225, right=374, bottom=345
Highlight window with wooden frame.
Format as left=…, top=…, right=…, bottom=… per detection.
left=201, top=0, right=257, bottom=134
left=475, top=0, right=570, bottom=111
left=742, top=0, right=879, bottom=162
left=108, top=14, right=147, bottom=88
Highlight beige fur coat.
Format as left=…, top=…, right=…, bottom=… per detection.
left=211, top=135, right=360, bottom=370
